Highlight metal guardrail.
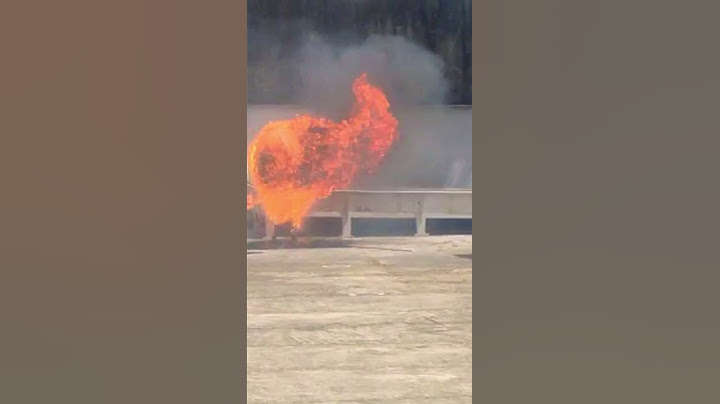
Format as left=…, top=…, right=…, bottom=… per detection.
left=263, top=188, right=472, bottom=239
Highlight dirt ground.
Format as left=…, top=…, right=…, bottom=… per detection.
left=247, top=235, right=472, bottom=403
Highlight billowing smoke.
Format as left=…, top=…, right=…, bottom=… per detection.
left=248, top=28, right=471, bottom=189
left=296, top=34, right=449, bottom=117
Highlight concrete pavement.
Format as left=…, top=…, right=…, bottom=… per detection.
left=247, top=235, right=472, bottom=403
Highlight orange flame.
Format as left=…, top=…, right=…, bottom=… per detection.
left=248, top=73, right=398, bottom=228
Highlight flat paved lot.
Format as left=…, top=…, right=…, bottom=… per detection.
left=247, top=235, right=472, bottom=403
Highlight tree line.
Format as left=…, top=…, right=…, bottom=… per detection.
left=248, top=0, right=472, bottom=105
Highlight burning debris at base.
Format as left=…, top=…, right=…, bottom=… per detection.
left=247, top=73, right=398, bottom=229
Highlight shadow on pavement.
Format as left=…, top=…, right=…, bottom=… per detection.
left=247, top=237, right=352, bottom=250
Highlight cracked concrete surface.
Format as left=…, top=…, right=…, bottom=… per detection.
left=247, top=235, right=472, bottom=403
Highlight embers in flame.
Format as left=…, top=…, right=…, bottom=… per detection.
left=248, top=73, right=398, bottom=227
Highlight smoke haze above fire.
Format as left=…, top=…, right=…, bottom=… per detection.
left=296, top=34, right=449, bottom=116
left=248, top=27, right=471, bottom=189
left=248, top=22, right=449, bottom=108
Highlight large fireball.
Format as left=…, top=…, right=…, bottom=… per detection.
left=248, top=73, right=398, bottom=228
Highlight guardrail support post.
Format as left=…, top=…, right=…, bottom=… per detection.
left=415, top=196, right=428, bottom=236
left=264, top=220, right=275, bottom=240
left=341, top=194, right=352, bottom=238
